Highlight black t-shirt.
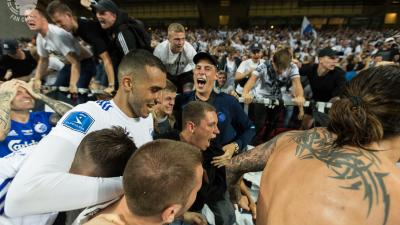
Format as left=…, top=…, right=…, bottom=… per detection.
left=300, top=63, right=345, bottom=102
left=75, top=17, right=110, bottom=57
left=0, top=50, right=37, bottom=80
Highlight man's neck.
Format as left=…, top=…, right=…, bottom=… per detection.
left=11, top=110, right=30, bottom=123
left=195, top=90, right=212, bottom=101
left=317, top=64, right=329, bottom=76
left=38, top=22, right=49, bottom=37
left=100, top=197, right=163, bottom=225
left=72, top=17, right=79, bottom=33
left=113, top=92, right=138, bottom=118
left=251, top=58, right=259, bottom=64
left=153, top=108, right=167, bottom=120
left=366, top=136, right=400, bottom=165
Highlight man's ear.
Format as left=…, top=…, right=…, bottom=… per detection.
left=120, top=75, right=133, bottom=91
left=186, top=121, right=196, bottom=134
left=160, top=204, right=182, bottom=224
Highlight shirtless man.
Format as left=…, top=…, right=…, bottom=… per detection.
left=226, top=65, right=400, bottom=225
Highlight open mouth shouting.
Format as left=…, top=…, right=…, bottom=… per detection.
left=196, top=77, right=207, bottom=89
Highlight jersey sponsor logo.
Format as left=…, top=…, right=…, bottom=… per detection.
left=34, top=122, right=48, bottom=133
left=7, top=130, right=18, bottom=137
left=21, top=129, right=33, bottom=136
left=96, top=100, right=113, bottom=111
left=62, top=111, right=94, bottom=134
left=7, top=139, right=37, bottom=152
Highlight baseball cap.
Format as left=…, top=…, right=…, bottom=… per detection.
left=193, top=52, right=218, bottom=67
left=2, top=39, right=18, bottom=55
left=93, top=0, right=119, bottom=14
left=318, top=47, right=338, bottom=58
left=250, top=43, right=262, bottom=52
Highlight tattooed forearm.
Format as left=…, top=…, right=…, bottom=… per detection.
left=290, top=128, right=390, bottom=225
left=40, top=94, right=72, bottom=117
left=225, top=135, right=281, bottom=201
left=0, top=92, right=13, bottom=139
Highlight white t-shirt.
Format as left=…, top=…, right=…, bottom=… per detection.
left=0, top=146, right=57, bottom=225
left=236, top=58, right=265, bottom=94
left=5, top=100, right=153, bottom=217
left=153, top=40, right=196, bottom=76
left=44, top=56, right=65, bottom=86
left=236, top=58, right=265, bottom=75
left=36, top=24, right=80, bottom=63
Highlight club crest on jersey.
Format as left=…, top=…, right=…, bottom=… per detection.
left=34, top=122, right=48, bottom=133
left=62, top=111, right=94, bottom=134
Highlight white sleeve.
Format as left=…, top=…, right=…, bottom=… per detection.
left=288, top=63, right=300, bottom=79
left=0, top=146, right=33, bottom=180
left=36, top=36, right=48, bottom=58
left=236, top=61, right=247, bottom=74
left=4, top=103, right=123, bottom=216
left=183, top=43, right=196, bottom=72
left=153, top=44, right=163, bottom=59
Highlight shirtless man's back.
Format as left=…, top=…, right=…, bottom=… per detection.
left=226, top=65, right=400, bottom=225
left=258, top=128, right=400, bottom=225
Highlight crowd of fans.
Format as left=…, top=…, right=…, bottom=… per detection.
left=0, top=0, right=400, bottom=225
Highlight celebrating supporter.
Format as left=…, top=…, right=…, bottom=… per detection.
left=0, top=80, right=72, bottom=158
left=175, top=52, right=255, bottom=167
left=153, top=23, right=197, bottom=93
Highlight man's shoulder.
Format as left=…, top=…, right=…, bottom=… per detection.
left=74, top=198, right=120, bottom=225
left=332, top=66, right=345, bottom=75
left=214, top=92, right=237, bottom=105
left=154, top=40, right=168, bottom=51
left=48, top=24, right=72, bottom=37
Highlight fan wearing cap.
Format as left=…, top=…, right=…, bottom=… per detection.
left=175, top=52, right=255, bottom=168
left=375, top=37, right=399, bottom=62
left=0, top=39, right=37, bottom=82
left=299, top=47, right=345, bottom=128
left=235, top=43, right=265, bottom=94
left=89, top=0, right=151, bottom=67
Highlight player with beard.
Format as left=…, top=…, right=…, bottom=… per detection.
left=5, top=50, right=166, bottom=217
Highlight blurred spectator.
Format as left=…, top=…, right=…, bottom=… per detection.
left=153, top=23, right=197, bottom=93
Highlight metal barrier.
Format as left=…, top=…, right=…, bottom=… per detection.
left=238, top=97, right=333, bottom=114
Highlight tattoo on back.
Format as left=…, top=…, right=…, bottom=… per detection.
left=291, top=129, right=390, bottom=225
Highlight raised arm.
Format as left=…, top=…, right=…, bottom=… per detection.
left=65, top=52, right=81, bottom=94
left=0, top=80, right=22, bottom=141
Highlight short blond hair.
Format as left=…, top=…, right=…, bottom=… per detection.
left=168, top=23, right=185, bottom=35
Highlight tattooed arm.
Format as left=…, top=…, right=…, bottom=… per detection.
left=40, top=94, right=73, bottom=125
left=0, top=80, right=22, bottom=141
left=225, top=134, right=281, bottom=202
